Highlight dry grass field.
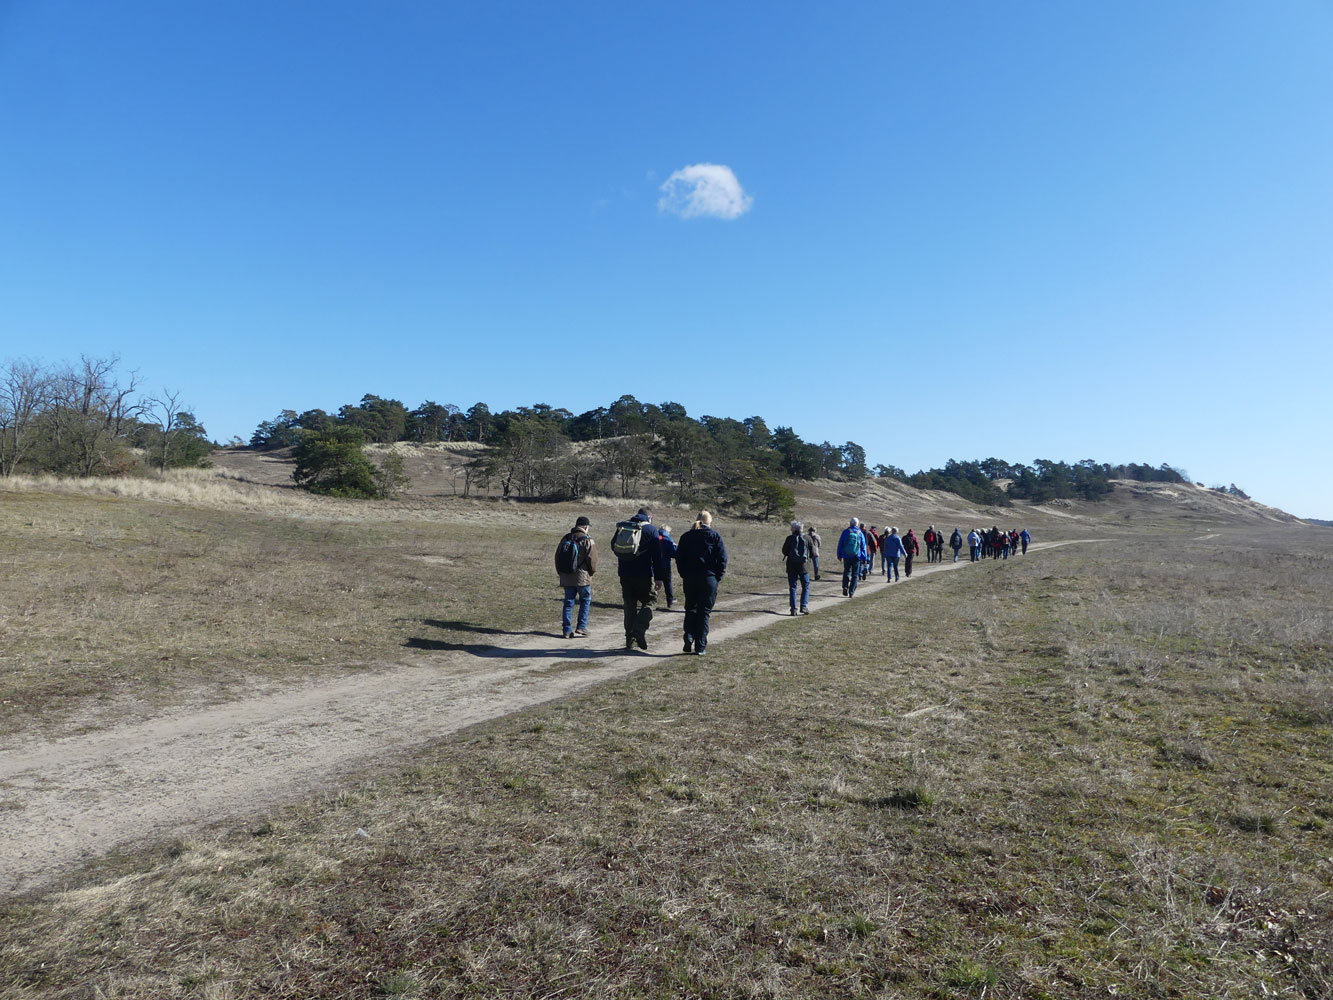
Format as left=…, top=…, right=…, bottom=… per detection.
left=1, top=466, right=1330, bottom=998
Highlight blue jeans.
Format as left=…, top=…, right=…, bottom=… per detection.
left=787, top=571, right=809, bottom=611
left=682, top=573, right=719, bottom=649
left=562, top=585, right=590, bottom=634
left=887, top=555, right=900, bottom=581
left=811, top=554, right=820, bottom=578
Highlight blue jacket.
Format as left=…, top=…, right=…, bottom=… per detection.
left=674, top=524, right=728, bottom=579
left=615, top=515, right=669, bottom=580
left=882, top=533, right=907, bottom=559
left=836, top=526, right=865, bottom=561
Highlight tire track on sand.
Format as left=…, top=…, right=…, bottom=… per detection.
left=0, top=540, right=1098, bottom=896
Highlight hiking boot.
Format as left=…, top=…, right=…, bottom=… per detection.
left=682, top=640, right=693, bottom=654
left=625, top=636, right=635, bottom=650
left=842, top=585, right=849, bottom=596
left=563, top=631, right=573, bottom=639
left=574, top=628, right=588, bottom=638
left=635, top=634, right=648, bottom=651
left=800, top=608, right=809, bottom=615
left=789, top=608, right=797, bottom=616
left=694, top=647, right=706, bottom=656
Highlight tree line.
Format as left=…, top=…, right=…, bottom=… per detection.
left=251, top=392, right=1197, bottom=513
left=0, top=356, right=211, bottom=477
left=251, top=394, right=875, bottom=515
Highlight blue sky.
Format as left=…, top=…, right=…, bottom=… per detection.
left=3, top=1, right=1330, bottom=518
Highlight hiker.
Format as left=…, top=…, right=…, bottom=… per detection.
left=675, top=510, right=728, bottom=655
left=881, top=526, right=906, bottom=582
left=949, top=527, right=963, bottom=562
left=659, top=524, right=677, bottom=609
left=860, top=524, right=876, bottom=581
left=1020, top=528, right=1031, bottom=554
left=806, top=524, right=822, bottom=580
left=611, top=506, right=669, bottom=651
left=837, top=517, right=867, bottom=597
left=903, top=528, right=920, bottom=577
left=555, top=515, right=598, bottom=638
left=781, top=520, right=813, bottom=615
left=931, top=527, right=945, bottom=563
left=923, top=525, right=937, bottom=564
left=968, top=528, right=981, bottom=562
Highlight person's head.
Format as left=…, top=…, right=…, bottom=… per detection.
left=697, top=510, right=712, bottom=526
left=661, top=525, right=672, bottom=536
left=790, top=520, right=802, bottom=534
left=890, top=526, right=898, bottom=535
left=849, top=517, right=859, bottom=527
left=637, top=506, right=652, bottom=521
left=806, top=524, right=816, bottom=533
left=929, top=524, right=935, bottom=531
left=574, top=516, right=591, bottom=531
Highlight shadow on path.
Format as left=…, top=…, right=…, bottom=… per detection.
left=404, top=637, right=632, bottom=659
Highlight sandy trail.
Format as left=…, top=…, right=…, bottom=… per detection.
left=0, top=541, right=1091, bottom=897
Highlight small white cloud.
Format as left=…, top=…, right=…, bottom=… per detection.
left=658, top=163, right=753, bottom=220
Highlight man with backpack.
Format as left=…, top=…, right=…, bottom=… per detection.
left=837, top=518, right=867, bottom=597
left=781, top=520, right=812, bottom=615
left=903, top=528, right=920, bottom=577
left=1020, top=528, right=1031, bottom=554
left=555, top=515, right=598, bottom=638
left=610, top=506, right=669, bottom=651
left=950, top=527, right=964, bottom=562
left=674, top=510, right=728, bottom=655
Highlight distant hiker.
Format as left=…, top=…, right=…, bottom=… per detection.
left=675, top=510, right=728, bottom=655
left=989, top=526, right=1002, bottom=560
left=930, top=526, right=945, bottom=563
left=555, top=516, right=598, bottom=639
left=968, top=528, right=981, bottom=562
left=659, top=525, right=677, bottom=609
left=923, top=525, right=937, bottom=564
left=949, top=528, right=963, bottom=562
left=837, top=518, right=867, bottom=597
left=881, top=526, right=906, bottom=582
left=782, top=520, right=812, bottom=615
left=859, top=524, right=876, bottom=581
left=1020, top=528, right=1031, bottom=554
left=806, top=524, right=822, bottom=580
left=903, top=529, right=920, bottom=577
left=611, top=506, right=668, bottom=651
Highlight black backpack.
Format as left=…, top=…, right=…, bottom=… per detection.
left=786, top=533, right=808, bottom=570
left=554, top=533, right=583, bottom=574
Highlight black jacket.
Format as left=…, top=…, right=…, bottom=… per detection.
left=675, top=525, right=728, bottom=579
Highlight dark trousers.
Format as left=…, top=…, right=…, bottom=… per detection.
left=811, top=554, right=820, bottom=579
left=662, top=569, right=675, bottom=605
left=842, top=557, right=860, bottom=595
left=682, top=573, right=719, bottom=649
left=620, top=576, right=656, bottom=640
left=904, top=553, right=914, bottom=576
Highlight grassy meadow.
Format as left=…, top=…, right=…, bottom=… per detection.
left=2, top=484, right=1330, bottom=998
left=0, top=477, right=827, bottom=738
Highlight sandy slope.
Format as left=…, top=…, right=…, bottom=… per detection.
left=0, top=541, right=1093, bottom=898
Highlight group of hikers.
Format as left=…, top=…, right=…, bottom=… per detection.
left=554, top=508, right=1031, bottom=655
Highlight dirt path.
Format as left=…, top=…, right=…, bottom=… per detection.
left=0, top=541, right=1093, bottom=897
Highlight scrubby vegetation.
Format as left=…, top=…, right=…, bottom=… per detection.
left=0, top=356, right=211, bottom=477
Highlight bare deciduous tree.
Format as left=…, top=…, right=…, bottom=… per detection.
left=0, top=358, right=53, bottom=477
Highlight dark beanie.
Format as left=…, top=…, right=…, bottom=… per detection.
left=575, top=516, right=591, bottom=527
